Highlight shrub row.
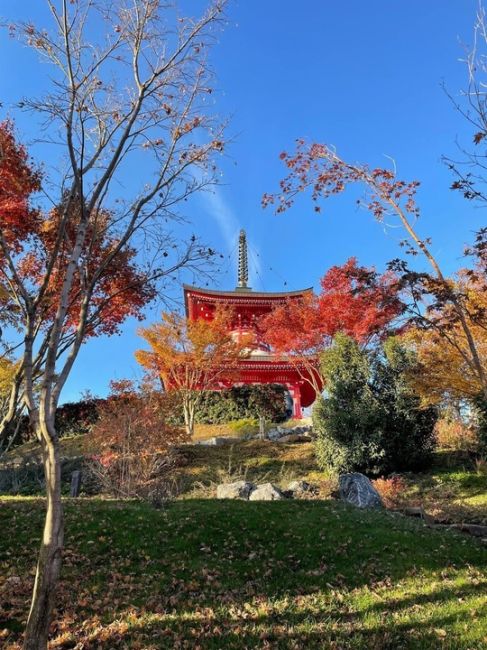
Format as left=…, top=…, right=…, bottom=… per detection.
left=194, top=384, right=290, bottom=424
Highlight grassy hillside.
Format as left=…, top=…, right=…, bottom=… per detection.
left=169, top=439, right=327, bottom=498
left=0, top=419, right=311, bottom=464
left=1, top=497, right=486, bottom=649
left=399, top=451, right=487, bottom=525
left=2, top=433, right=487, bottom=525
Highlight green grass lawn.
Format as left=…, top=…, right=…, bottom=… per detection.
left=1, top=497, right=486, bottom=649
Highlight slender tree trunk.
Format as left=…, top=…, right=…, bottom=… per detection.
left=183, top=398, right=195, bottom=437
left=0, top=414, right=18, bottom=454
left=0, top=375, right=22, bottom=450
left=2, top=415, right=23, bottom=456
left=382, top=190, right=487, bottom=400
left=23, top=430, right=64, bottom=650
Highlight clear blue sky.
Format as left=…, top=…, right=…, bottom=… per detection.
left=1, top=0, right=484, bottom=401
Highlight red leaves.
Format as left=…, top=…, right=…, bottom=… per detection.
left=0, top=121, right=42, bottom=252
left=0, top=124, right=155, bottom=337
left=318, top=258, right=404, bottom=343
left=263, top=140, right=421, bottom=222
left=260, top=259, right=403, bottom=357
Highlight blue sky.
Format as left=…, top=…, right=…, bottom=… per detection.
left=1, top=0, right=485, bottom=401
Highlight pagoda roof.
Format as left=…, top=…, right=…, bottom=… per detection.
left=183, top=284, right=313, bottom=316
left=183, top=284, right=313, bottom=298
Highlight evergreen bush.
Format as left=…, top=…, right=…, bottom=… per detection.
left=313, top=334, right=437, bottom=476
left=473, top=396, right=487, bottom=457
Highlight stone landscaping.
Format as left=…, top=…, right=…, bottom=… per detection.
left=338, top=472, right=383, bottom=509
left=248, top=482, right=284, bottom=501
left=216, top=473, right=382, bottom=505
left=197, top=424, right=314, bottom=447
left=214, top=471, right=487, bottom=542
left=216, top=480, right=255, bottom=500
left=216, top=479, right=303, bottom=501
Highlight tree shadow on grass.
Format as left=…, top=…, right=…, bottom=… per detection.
left=1, top=497, right=487, bottom=648
left=52, top=580, right=487, bottom=649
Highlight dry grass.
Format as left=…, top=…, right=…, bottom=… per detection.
left=1, top=434, right=96, bottom=467
left=191, top=417, right=312, bottom=442
left=167, top=439, right=333, bottom=498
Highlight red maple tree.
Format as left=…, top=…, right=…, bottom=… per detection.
left=259, top=258, right=404, bottom=395
left=263, top=139, right=487, bottom=401
left=0, top=122, right=158, bottom=447
left=317, top=258, right=404, bottom=344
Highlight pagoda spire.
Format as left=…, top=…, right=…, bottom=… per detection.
left=237, top=229, right=250, bottom=290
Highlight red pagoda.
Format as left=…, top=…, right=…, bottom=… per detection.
left=183, top=230, right=318, bottom=418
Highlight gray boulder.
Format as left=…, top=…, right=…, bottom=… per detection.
left=287, top=479, right=313, bottom=494
left=266, top=428, right=282, bottom=441
left=197, top=436, right=237, bottom=447
left=196, top=437, right=218, bottom=446
left=276, top=433, right=312, bottom=444
left=339, top=473, right=383, bottom=509
left=216, top=480, right=255, bottom=499
left=248, top=482, right=284, bottom=501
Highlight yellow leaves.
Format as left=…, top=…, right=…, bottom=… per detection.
left=401, top=278, right=487, bottom=404
left=404, top=324, right=485, bottom=404
left=0, top=358, right=18, bottom=396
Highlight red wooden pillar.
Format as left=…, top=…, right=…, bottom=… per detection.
left=292, top=383, right=302, bottom=419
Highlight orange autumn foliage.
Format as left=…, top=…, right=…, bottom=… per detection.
left=0, top=122, right=154, bottom=339
left=0, top=120, right=41, bottom=251
left=89, top=380, right=186, bottom=499
left=136, top=309, right=247, bottom=435
left=402, top=275, right=487, bottom=406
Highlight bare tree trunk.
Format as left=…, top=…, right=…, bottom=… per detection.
left=2, top=415, right=23, bottom=456
left=0, top=375, right=22, bottom=451
left=23, top=431, right=64, bottom=650
left=183, top=399, right=195, bottom=437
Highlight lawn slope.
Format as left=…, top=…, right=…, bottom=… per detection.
left=1, top=497, right=486, bottom=649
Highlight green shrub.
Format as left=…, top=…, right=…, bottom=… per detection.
left=374, top=338, right=437, bottom=473
left=55, top=398, right=103, bottom=437
left=313, top=334, right=437, bottom=476
left=194, top=384, right=289, bottom=424
left=473, top=395, right=487, bottom=457
left=313, top=335, right=384, bottom=475
left=15, top=397, right=104, bottom=444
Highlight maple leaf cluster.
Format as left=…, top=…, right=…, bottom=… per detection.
left=136, top=309, right=249, bottom=435
left=262, top=139, right=421, bottom=223
left=260, top=258, right=404, bottom=358
left=136, top=308, right=245, bottom=391
left=0, top=121, right=155, bottom=338
left=0, top=121, right=41, bottom=252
